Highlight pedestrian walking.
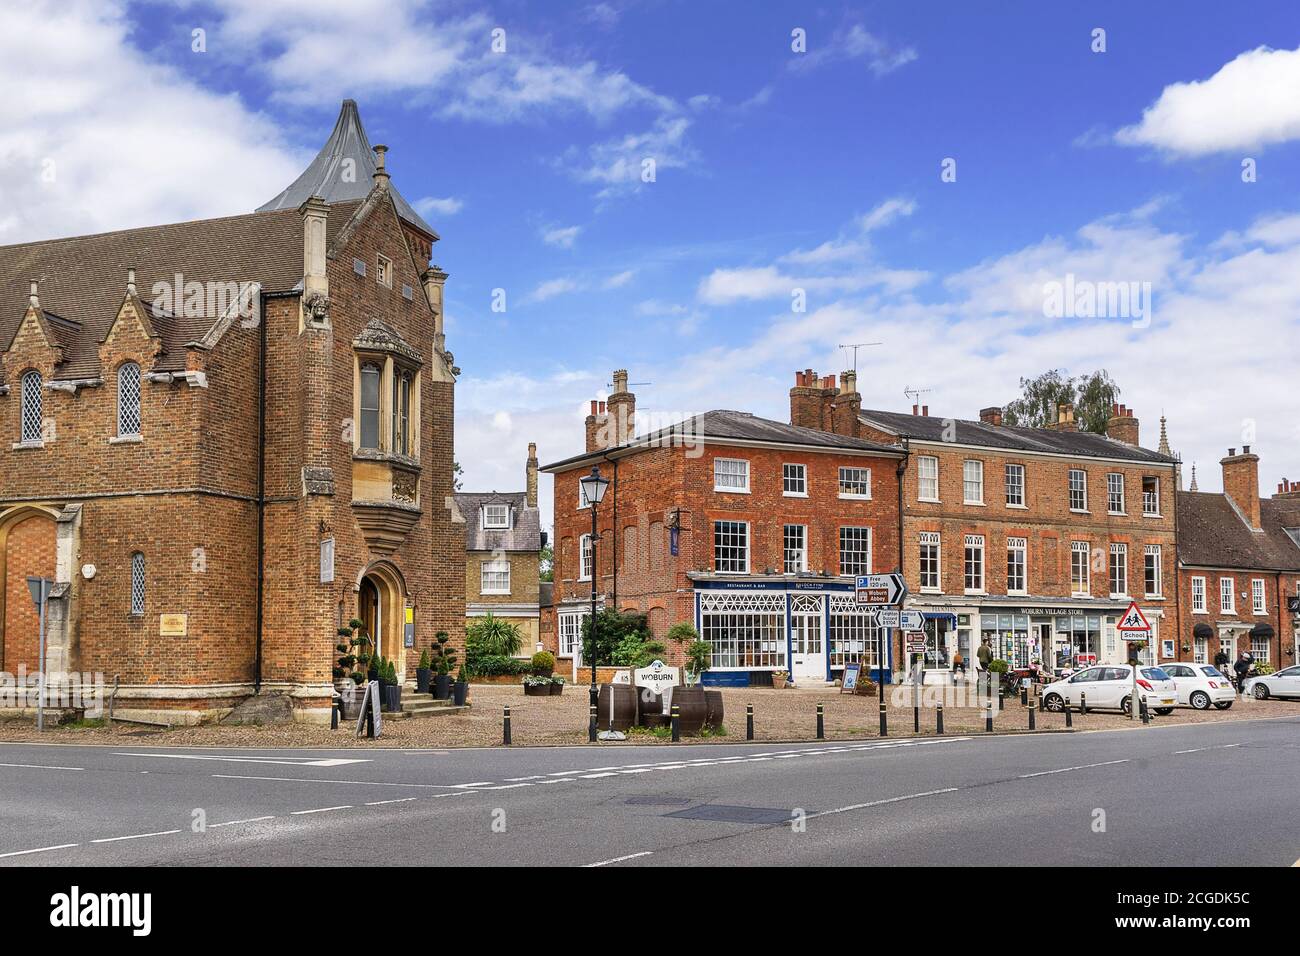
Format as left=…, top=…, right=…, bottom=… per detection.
left=977, top=639, right=992, bottom=694
left=1233, top=652, right=1250, bottom=694
left=952, top=650, right=966, bottom=679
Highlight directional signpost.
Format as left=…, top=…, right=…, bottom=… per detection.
left=1117, top=601, right=1152, bottom=722
left=856, top=573, right=909, bottom=693
left=875, top=608, right=901, bottom=629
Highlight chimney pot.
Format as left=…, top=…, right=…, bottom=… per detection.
left=1228, top=448, right=1235, bottom=457
left=1243, top=444, right=1251, bottom=454
left=589, top=400, right=597, bottom=416
left=28, top=280, right=38, bottom=307
left=922, top=405, right=929, bottom=416
left=127, top=268, right=137, bottom=296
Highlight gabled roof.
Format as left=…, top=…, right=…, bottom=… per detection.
left=455, top=491, right=542, bottom=553
left=257, top=100, right=437, bottom=240
left=858, top=407, right=1176, bottom=465
left=1176, top=491, right=1300, bottom=572
left=540, top=409, right=904, bottom=473
left=0, top=202, right=359, bottom=380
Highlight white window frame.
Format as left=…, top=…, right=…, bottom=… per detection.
left=1144, top=545, right=1163, bottom=598
left=782, top=463, right=807, bottom=497
left=962, top=459, right=984, bottom=505
left=714, top=457, right=750, bottom=493
left=1069, top=469, right=1088, bottom=512
left=558, top=610, right=586, bottom=658
left=480, top=557, right=511, bottom=595
left=1107, top=473, right=1125, bottom=514
left=1005, top=463, right=1025, bottom=508
left=1006, top=537, right=1027, bottom=595
left=1250, top=635, right=1271, bottom=663
left=1070, top=541, right=1090, bottom=596
left=919, top=532, right=941, bottom=592
left=714, top=520, right=749, bottom=574
left=917, top=456, right=939, bottom=502
left=1251, top=578, right=1266, bottom=615
left=482, top=504, right=510, bottom=529
left=1109, top=543, right=1128, bottom=598
left=1191, top=576, right=1206, bottom=613
left=377, top=253, right=393, bottom=288
left=1142, top=476, right=1161, bottom=516
left=579, top=534, right=593, bottom=581
left=1220, top=577, right=1236, bottom=614
left=838, top=466, right=872, bottom=499
left=783, top=524, right=807, bottom=574
left=839, top=526, right=872, bottom=577
left=963, top=534, right=985, bottom=594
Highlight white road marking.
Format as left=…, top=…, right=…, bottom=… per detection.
left=584, top=851, right=653, bottom=867
left=482, top=783, right=534, bottom=790
left=580, top=772, right=619, bottom=779
left=290, top=805, right=351, bottom=815
left=1017, top=759, right=1129, bottom=779
left=211, top=773, right=452, bottom=789
left=0, top=842, right=79, bottom=858
left=209, top=816, right=275, bottom=828
left=91, top=829, right=181, bottom=844
left=364, top=798, right=418, bottom=806
left=0, top=761, right=83, bottom=771
left=807, top=788, right=960, bottom=820
left=114, top=752, right=368, bottom=767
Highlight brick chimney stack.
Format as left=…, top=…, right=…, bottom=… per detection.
left=299, top=195, right=330, bottom=315
left=1276, top=478, right=1300, bottom=500
left=584, top=400, right=610, bottom=452
left=605, top=369, right=636, bottom=445
left=1047, top=402, right=1077, bottom=431
left=789, top=369, right=838, bottom=432
left=832, top=369, right=861, bottom=437
left=979, top=406, right=1003, bottom=426
left=1221, top=445, right=1262, bottom=530
left=526, top=442, right=538, bottom=508
left=1106, top=402, right=1140, bottom=445
left=372, top=144, right=391, bottom=189
left=421, top=265, right=449, bottom=350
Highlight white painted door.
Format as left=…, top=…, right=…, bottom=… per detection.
left=790, top=613, right=825, bottom=683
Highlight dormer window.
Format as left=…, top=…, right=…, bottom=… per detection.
left=483, top=504, right=510, bottom=529
left=19, top=370, right=42, bottom=444
left=377, top=254, right=393, bottom=288
left=117, top=362, right=141, bottom=437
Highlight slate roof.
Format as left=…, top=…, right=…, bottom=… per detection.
left=257, top=100, right=437, bottom=239
left=541, top=409, right=903, bottom=472
left=1, top=202, right=359, bottom=380
left=1176, top=491, right=1300, bottom=572
left=858, top=407, right=1177, bottom=465
left=456, top=491, right=542, bottom=553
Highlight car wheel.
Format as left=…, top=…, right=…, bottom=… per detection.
left=1120, top=695, right=1132, bottom=715
left=1189, top=690, right=1210, bottom=710
left=1252, top=684, right=1270, bottom=700
left=1154, top=707, right=1174, bottom=716
left=1044, top=693, right=1064, bottom=713
left=1213, top=701, right=1232, bottom=710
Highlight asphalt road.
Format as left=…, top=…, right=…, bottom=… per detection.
left=1, top=716, right=1297, bottom=866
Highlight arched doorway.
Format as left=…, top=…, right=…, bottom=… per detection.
left=357, top=563, right=407, bottom=682
left=0, top=508, right=58, bottom=675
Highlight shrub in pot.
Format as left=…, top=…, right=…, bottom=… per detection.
left=384, top=659, right=402, bottom=712
left=430, top=632, right=457, bottom=700
left=531, top=650, right=556, bottom=677
left=415, top=648, right=432, bottom=694
left=453, top=664, right=469, bottom=706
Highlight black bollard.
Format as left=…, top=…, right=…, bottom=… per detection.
left=503, top=706, right=512, bottom=746
left=1028, top=698, right=1036, bottom=730
left=330, top=699, right=339, bottom=730
left=998, top=686, right=1005, bottom=711
left=671, top=703, right=680, bottom=742
left=588, top=703, right=597, bottom=742
left=936, top=700, right=944, bottom=735
left=985, top=700, right=993, bottom=733
left=1064, top=697, right=1073, bottom=728
left=746, top=702, right=754, bottom=741
left=1020, top=684, right=1028, bottom=706
left=878, top=697, right=888, bottom=737
left=1080, top=691, right=1087, bottom=715
left=816, top=702, right=825, bottom=740
left=1140, top=697, right=1150, bottom=725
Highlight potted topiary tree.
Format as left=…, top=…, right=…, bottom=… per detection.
left=430, top=632, right=457, bottom=700
left=415, top=648, right=432, bottom=694
left=531, top=650, right=555, bottom=677
left=453, top=664, right=470, bottom=706
left=384, top=659, right=402, bottom=713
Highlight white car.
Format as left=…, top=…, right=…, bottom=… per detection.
left=1161, top=662, right=1235, bottom=710
left=1242, top=665, right=1300, bottom=701
left=1041, top=664, right=1178, bottom=716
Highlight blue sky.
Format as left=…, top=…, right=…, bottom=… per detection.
left=5, top=1, right=1300, bottom=524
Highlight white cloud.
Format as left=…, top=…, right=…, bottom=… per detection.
left=413, top=195, right=464, bottom=217
left=541, top=224, right=582, bottom=248
left=603, top=269, right=635, bottom=289
left=635, top=299, right=687, bottom=316
left=790, top=23, right=917, bottom=77
left=859, top=197, right=916, bottom=232
left=564, top=115, right=697, bottom=196
left=697, top=264, right=926, bottom=304
left=1117, top=46, right=1300, bottom=156
left=0, top=0, right=301, bottom=243
left=524, top=277, right=581, bottom=303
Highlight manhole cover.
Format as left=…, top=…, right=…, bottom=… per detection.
left=624, top=796, right=692, bottom=807
left=664, top=804, right=795, bottom=825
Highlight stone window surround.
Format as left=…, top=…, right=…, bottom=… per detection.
left=352, top=350, right=422, bottom=462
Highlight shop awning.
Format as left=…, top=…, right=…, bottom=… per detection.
left=1249, top=622, right=1275, bottom=639
left=1192, top=623, right=1214, bottom=639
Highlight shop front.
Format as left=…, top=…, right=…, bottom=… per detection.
left=692, top=576, right=891, bottom=687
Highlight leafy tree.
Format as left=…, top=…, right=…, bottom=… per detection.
left=452, top=460, right=464, bottom=492
left=1002, top=369, right=1120, bottom=434
left=580, top=609, right=651, bottom=667
left=538, top=542, right=554, bottom=582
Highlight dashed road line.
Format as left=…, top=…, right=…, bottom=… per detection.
left=0, top=761, right=83, bottom=771
left=115, top=752, right=368, bottom=768
left=0, top=842, right=80, bottom=858
left=807, top=788, right=960, bottom=820
left=290, top=805, right=351, bottom=815
left=584, top=851, right=653, bottom=867
left=209, top=816, right=275, bottom=828
left=91, top=829, right=181, bottom=844
left=364, top=798, right=418, bottom=806
left=1017, top=759, right=1129, bottom=779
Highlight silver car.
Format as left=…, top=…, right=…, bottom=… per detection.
left=1242, top=665, right=1300, bottom=700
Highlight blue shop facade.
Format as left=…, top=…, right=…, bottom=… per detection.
left=691, top=575, right=892, bottom=687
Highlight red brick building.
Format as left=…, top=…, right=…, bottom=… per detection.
left=790, top=370, right=1180, bottom=679
left=1174, top=448, right=1300, bottom=670
left=0, top=101, right=464, bottom=723
left=540, top=370, right=905, bottom=686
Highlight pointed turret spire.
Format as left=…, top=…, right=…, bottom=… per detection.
left=1189, top=463, right=1198, bottom=492
left=1157, top=415, right=1171, bottom=456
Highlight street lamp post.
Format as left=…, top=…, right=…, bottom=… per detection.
left=579, top=466, right=610, bottom=717
left=26, top=576, right=53, bottom=732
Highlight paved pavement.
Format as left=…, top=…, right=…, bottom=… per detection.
left=1, top=716, right=1297, bottom=866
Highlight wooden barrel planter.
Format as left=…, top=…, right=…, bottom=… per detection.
left=598, top=683, right=638, bottom=731
left=704, top=690, right=724, bottom=730
left=672, top=686, right=708, bottom=736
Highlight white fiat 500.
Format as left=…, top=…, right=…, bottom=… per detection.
left=1161, top=662, right=1235, bottom=710
left=1242, top=665, right=1300, bottom=700
left=1041, top=664, right=1178, bottom=715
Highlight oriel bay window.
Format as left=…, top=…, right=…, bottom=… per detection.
left=353, top=351, right=422, bottom=459
left=359, top=363, right=381, bottom=448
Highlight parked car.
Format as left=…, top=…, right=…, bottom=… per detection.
left=1242, top=665, right=1300, bottom=700
left=1161, top=662, right=1235, bottom=710
left=1041, top=664, right=1178, bottom=715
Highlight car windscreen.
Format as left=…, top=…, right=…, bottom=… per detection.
left=1199, top=666, right=1225, bottom=678
left=1141, top=667, right=1171, bottom=681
